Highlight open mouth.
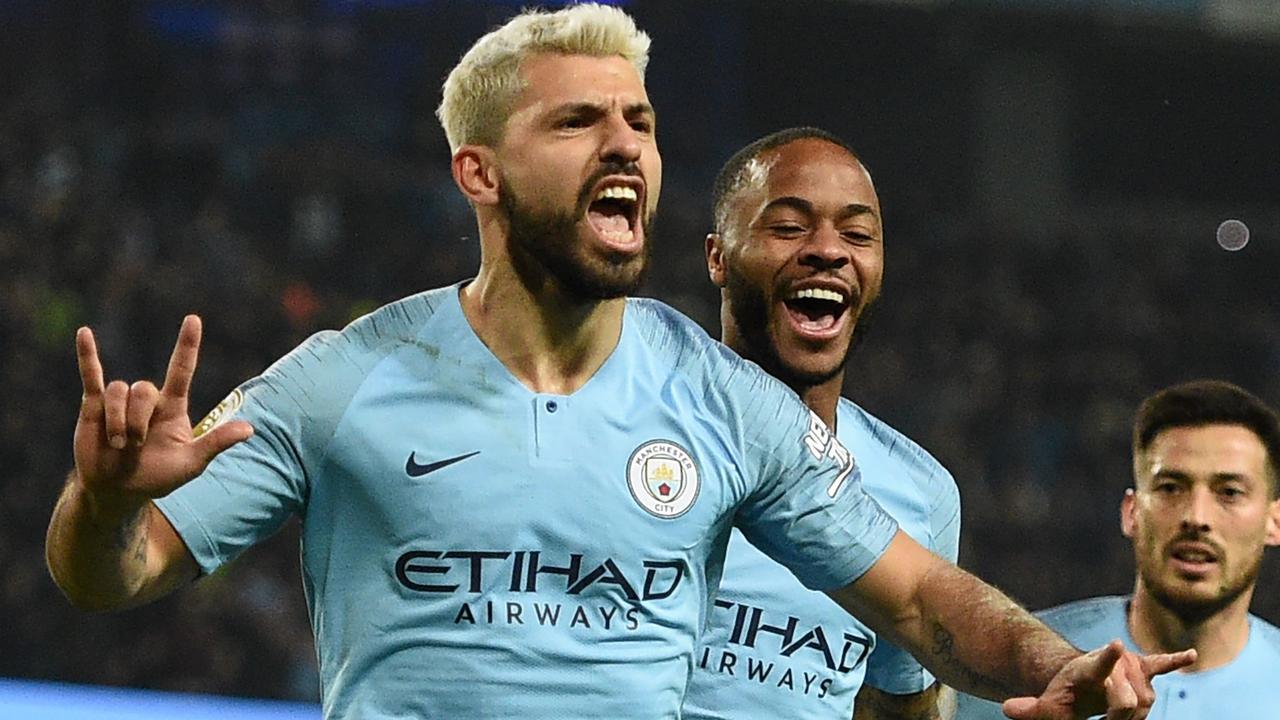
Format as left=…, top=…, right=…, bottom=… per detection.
left=586, top=182, right=642, bottom=252
left=783, top=287, right=850, bottom=338
left=1168, top=543, right=1219, bottom=575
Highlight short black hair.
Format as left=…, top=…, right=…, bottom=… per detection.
left=1133, top=379, right=1280, bottom=497
left=711, top=126, right=863, bottom=234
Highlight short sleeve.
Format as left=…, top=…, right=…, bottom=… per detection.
left=154, top=330, right=357, bottom=574
left=734, top=390, right=899, bottom=591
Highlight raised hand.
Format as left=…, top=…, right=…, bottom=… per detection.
left=1002, top=640, right=1196, bottom=720
left=74, top=315, right=253, bottom=500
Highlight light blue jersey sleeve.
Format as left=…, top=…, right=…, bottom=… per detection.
left=843, top=401, right=961, bottom=696
left=155, top=323, right=385, bottom=573
left=728, top=376, right=900, bottom=593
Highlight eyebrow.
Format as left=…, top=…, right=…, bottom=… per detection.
left=760, top=196, right=880, bottom=223
left=551, top=101, right=655, bottom=119
left=624, top=101, right=656, bottom=118
left=1152, top=469, right=1253, bottom=483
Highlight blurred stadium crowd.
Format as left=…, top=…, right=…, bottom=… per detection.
left=3, top=0, right=1278, bottom=703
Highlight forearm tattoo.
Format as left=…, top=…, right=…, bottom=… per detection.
left=110, top=506, right=150, bottom=566
left=929, top=622, right=1009, bottom=699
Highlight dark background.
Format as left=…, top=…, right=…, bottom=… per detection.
left=2, top=0, right=1277, bottom=702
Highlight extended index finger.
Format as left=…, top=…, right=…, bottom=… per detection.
left=1141, top=648, right=1197, bottom=678
left=161, top=315, right=203, bottom=399
left=76, top=327, right=105, bottom=397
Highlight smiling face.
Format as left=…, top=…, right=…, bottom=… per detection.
left=491, top=52, right=661, bottom=300
left=1123, top=424, right=1280, bottom=622
left=709, top=138, right=882, bottom=388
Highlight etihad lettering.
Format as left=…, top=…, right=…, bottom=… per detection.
left=713, top=598, right=872, bottom=672
left=394, top=550, right=686, bottom=600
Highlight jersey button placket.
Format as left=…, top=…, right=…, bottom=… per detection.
left=531, top=395, right=572, bottom=464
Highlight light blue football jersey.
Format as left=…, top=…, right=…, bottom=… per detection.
left=682, top=398, right=960, bottom=719
left=954, top=596, right=1280, bottom=720
left=154, top=284, right=899, bottom=720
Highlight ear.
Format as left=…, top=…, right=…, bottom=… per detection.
left=706, top=232, right=727, bottom=287
left=451, top=145, right=501, bottom=207
left=1265, top=496, right=1280, bottom=547
left=1120, top=488, right=1137, bottom=539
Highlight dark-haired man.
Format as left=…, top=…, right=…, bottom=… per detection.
left=683, top=127, right=958, bottom=720
left=957, top=380, right=1280, bottom=719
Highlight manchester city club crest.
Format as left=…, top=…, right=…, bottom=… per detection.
left=626, top=440, right=700, bottom=518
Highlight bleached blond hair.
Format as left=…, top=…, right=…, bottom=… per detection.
left=436, top=3, right=651, bottom=153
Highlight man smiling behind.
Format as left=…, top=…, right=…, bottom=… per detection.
left=957, top=380, right=1280, bottom=719
left=682, top=127, right=958, bottom=720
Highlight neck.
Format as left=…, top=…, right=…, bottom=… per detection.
left=460, top=252, right=624, bottom=395
left=721, top=327, right=843, bottom=429
left=795, top=375, right=843, bottom=429
left=1127, top=581, right=1254, bottom=671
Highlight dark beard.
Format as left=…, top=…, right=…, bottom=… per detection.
left=1139, top=538, right=1263, bottom=625
left=501, top=167, right=651, bottom=301
left=724, top=263, right=866, bottom=390
left=848, top=298, right=874, bottom=356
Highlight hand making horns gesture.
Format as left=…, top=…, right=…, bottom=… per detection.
left=74, top=315, right=253, bottom=499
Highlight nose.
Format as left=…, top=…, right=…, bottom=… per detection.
left=1181, top=485, right=1214, bottom=532
left=799, top=222, right=850, bottom=271
left=599, top=114, right=643, bottom=166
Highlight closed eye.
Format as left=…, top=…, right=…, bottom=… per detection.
left=769, top=224, right=807, bottom=238
left=559, top=116, right=593, bottom=130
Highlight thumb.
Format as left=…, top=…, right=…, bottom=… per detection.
left=192, top=420, right=254, bottom=465
left=1001, top=696, right=1041, bottom=719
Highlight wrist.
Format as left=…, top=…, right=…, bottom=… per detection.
left=73, top=472, right=149, bottom=524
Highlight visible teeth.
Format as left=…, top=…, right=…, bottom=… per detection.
left=595, top=185, right=638, bottom=202
left=788, top=288, right=845, bottom=304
